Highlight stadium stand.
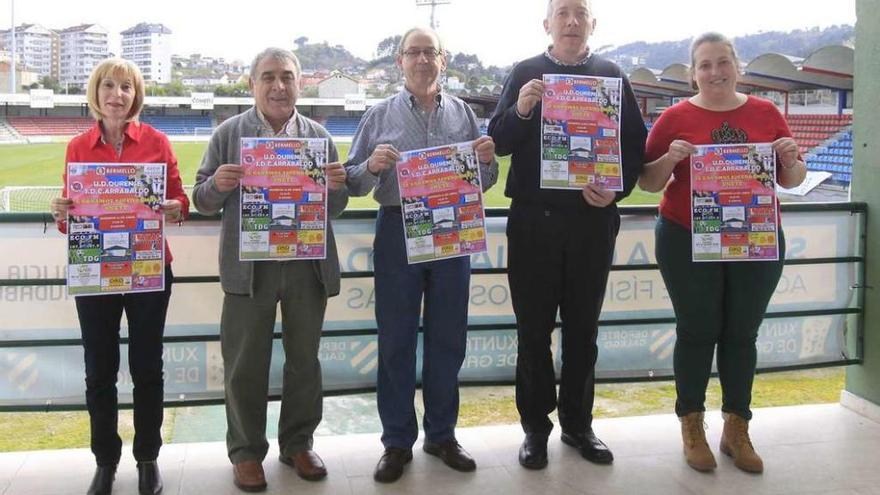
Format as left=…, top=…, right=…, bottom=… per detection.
left=0, top=117, right=25, bottom=143
left=804, top=129, right=854, bottom=185
left=779, top=114, right=854, bottom=186
left=786, top=114, right=853, bottom=154
left=140, top=115, right=214, bottom=135
left=323, top=116, right=362, bottom=137
left=7, top=116, right=93, bottom=136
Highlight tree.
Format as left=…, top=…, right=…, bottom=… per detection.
left=294, top=36, right=309, bottom=49
left=376, top=35, right=402, bottom=58
left=38, top=76, right=62, bottom=92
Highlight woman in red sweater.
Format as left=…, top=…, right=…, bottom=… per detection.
left=49, top=58, right=188, bottom=495
left=639, top=33, right=805, bottom=474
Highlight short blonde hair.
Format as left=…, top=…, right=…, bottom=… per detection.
left=86, top=58, right=145, bottom=122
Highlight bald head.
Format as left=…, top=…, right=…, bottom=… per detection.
left=546, top=0, right=592, bottom=20
left=397, top=27, right=444, bottom=55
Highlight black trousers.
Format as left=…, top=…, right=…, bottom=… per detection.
left=507, top=204, right=618, bottom=436
left=75, top=266, right=173, bottom=466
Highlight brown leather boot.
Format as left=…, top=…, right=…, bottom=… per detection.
left=720, top=412, right=763, bottom=473
left=680, top=412, right=717, bottom=472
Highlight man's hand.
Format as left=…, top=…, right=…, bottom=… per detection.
left=367, top=144, right=400, bottom=175
left=214, top=164, right=245, bottom=192
left=473, top=136, right=496, bottom=164
left=581, top=183, right=616, bottom=208
left=325, top=162, right=346, bottom=190
left=516, top=79, right=544, bottom=117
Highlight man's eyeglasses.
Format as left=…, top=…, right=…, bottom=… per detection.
left=402, top=48, right=442, bottom=60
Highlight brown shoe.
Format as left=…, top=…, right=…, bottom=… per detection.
left=279, top=450, right=327, bottom=481
left=232, top=461, right=267, bottom=492
left=720, top=412, right=763, bottom=473
left=680, top=412, right=717, bottom=472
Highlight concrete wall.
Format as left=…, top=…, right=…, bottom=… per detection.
left=846, top=0, right=880, bottom=405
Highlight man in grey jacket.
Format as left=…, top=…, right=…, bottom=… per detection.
left=192, top=47, right=348, bottom=493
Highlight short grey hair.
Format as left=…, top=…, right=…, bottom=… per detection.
left=689, top=32, right=740, bottom=90
left=546, top=0, right=593, bottom=20
left=397, top=27, right=444, bottom=55
left=249, top=47, right=302, bottom=80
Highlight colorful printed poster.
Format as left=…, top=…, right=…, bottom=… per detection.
left=540, top=74, right=623, bottom=191
left=239, top=137, right=328, bottom=261
left=66, top=163, right=166, bottom=295
left=691, top=143, right=779, bottom=262
left=396, top=142, right=488, bottom=264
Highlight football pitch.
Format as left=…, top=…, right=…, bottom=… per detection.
left=0, top=141, right=660, bottom=211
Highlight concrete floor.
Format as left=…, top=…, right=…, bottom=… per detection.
left=1, top=403, right=878, bottom=495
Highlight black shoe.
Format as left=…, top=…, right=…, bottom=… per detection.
left=518, top=434, right=548, bottom=470
left=373, top=448, right=413, bottom=483
left=137, top=461, right=163, bottom=495
left=562, top=429, right=614, bottom=464
left=423, top=439, right=476, bottom=472
left=87, top=465, right=117, bottom=495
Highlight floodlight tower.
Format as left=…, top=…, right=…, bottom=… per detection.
left=9, top=0, right=16, bottom=93
left=415, top=0, right=451, bottom=30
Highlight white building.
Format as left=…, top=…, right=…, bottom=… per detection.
left=120, top=23, right=172, bottom=84
left=0, top=24, right=56, bottom=79
left=317, top=72, right=361, bottom=98
left=58, top=24, right=109, bottom=87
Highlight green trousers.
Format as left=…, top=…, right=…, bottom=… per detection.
left=221, top=261, right=327, bottom=463
left=655, top=217, right=785, bottom=420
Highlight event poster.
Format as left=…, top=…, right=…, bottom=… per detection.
left=239, top=137, right=328, bottom=261
left=690, top=143, right=779, bottom=262
left=396, top=142, right=488, bottom=264
left=66, top=163, right=166, bottom=295
left=541, top=74, right=623, bottom=191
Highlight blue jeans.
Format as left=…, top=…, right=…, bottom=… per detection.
left=374, top=207, right=470, bottom=449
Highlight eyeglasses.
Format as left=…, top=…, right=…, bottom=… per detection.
left=402, top=48, right=441, bottom=60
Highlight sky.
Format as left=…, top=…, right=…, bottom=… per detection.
left=1, top=0, right=857, bottom=67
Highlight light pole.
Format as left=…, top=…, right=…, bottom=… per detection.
left=10, top=0, right=16, bottom=93
left=415, top=0, right=451, bottom=30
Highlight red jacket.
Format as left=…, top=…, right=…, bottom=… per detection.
left=58, top=121, right=189, bottom=264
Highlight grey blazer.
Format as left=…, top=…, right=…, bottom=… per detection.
left=192, top=107, right=349, bottom=297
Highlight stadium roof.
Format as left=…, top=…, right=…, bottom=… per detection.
left=743, top=48, right=853, bottom=91
left=802, top=45, right=855, bottom=78
left=629, top=45, right=855, bottom=98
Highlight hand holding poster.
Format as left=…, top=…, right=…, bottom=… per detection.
left=396, top=142, right=488, bottom=264
left=66, top=163, right=166, bottom=295
left=541, top=74, right=623, bottom=191
left=690, top=143, right=779, bottom=262
left=239, top=138, right=328, bottom=261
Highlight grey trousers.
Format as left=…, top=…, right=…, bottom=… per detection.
left=221, top=261, right=327, bottom=463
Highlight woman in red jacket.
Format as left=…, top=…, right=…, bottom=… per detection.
left=49, top=58, right=189, bottom=495
left=639, top=33, right=805, bottom=475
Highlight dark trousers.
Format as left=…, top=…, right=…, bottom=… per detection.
left=75, top=266, right=173, bottom=466
left=374, top=207, right=470, bottom=449
left=507, top=204, right=619, bottom=436
left=655, top=217, right=785, bottom=420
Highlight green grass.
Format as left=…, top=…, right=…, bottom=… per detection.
left=457, top=368, right=846, bottom=427
left=0, top=369, right=846, bottom=451
left=0, top=141, right=661, bottom=209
